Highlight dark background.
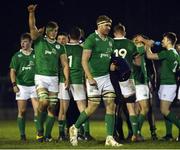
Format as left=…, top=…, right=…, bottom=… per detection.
left=1, top=0, right=180, bottom=77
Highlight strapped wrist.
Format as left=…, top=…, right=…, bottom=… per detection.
left=12, top=82, right=17, bottom=87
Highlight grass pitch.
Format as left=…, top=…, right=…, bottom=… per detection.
left=0, top=120, right=180, bottom=149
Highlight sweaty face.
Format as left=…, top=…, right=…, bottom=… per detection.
left=46, top=27, right=58, bottom=40
left=161, top=36, right=169, bottom=48
left=57, top=35, right=68, bottom=45
left=99, top=23, right=111, bottom=36
left=21, top=39, right=32, bottom=50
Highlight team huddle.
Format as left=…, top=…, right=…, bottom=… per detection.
left=9, top=4, right=180, bottom=147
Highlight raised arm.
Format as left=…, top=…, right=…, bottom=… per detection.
left=27, top=4, right=43, bottom=40
left=145, top=46, right=159, bottom=60
left=136, top=35, right=159, bottom=60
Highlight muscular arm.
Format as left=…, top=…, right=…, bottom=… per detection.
left=28, top=5, right=43, bottom=40
left=82, top=50, right=93, bottom=79
left=145, top=46, right=159, bottom=60
left=10, top=68, right=19, bottom=93
left=82, top=50, right=97, bottom=85
left=10, top=68, right=16, bottom=84
left=60, top=54, right=69, bottom=88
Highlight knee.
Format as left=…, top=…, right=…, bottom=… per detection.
left=103, top=92, right=116, bottom=114
left=38, top=100, right=49, bottom=112
left=141, top=105, right=149, bottom=115
left=85, top=101, right=100, bottom=116
left=160, top=106, right=168, bottom=116
left=18, top=108, right=26, bottom=117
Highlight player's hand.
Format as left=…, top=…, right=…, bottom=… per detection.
left=38, top=27, right=45, bottom=35
left=136, top=35, right=144, bottom=43
left=110, top=63, right=117, bottom=71
left=13, top=85, right=19, bottom=93
left=88, top=78, right=97, bottom=86
left=64, top=79, right=69, bottom=90
left=27, top=4, right=37, bottom=13
left=133, top=54, right=141, bottom=66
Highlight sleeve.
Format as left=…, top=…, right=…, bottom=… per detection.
left=137, top=46, right=145, bottom=55
left=157, top=50, right=167, bottom=60
left=9, top=55, right=17, bottom=70
left=83, top=35, right=94, bottom=50
left=33, top=35, right=43, bottom=45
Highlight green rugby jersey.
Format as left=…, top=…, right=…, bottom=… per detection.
left=10, top=50, right=35, bottom=86
left=157, top=48, right=179, bottom=84
left=133, top=46, right=148, bottom=85
left=34, top=36, right=65, bottom=76
left=113, top=37, right=138, bottom=79
left=83, top=31, right=114, bottom=77
left=60, top=43, right=84, bottom=84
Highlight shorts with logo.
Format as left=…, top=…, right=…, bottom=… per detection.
left=135, top=84, right=149, bottom=102
left=158, top=85, right=177, bottom=102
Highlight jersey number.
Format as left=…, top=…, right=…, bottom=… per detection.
left=114, top=48, right=127, bottom=58
left=173, top=61, right=178, bottom=72
left=68, top=55, right=72, bottom=68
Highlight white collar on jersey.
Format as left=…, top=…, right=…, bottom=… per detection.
left=113, top=37, right=126, bottom=40
left=95, top=30, right=108, bottom=41
left=168, top=47, right=175, bottom=50
left=44, top=35, right=56, bottom=44
left=20, top=48, right=33, bottom=56
left=66, top=42, right=80, bottom=45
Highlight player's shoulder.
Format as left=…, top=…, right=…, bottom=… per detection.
left=13, top=50, right=23, bottom=58
left=86, top=32, right=97, bottom=39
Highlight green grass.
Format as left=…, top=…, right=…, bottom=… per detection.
left=0, top=120, right=180, bottom=149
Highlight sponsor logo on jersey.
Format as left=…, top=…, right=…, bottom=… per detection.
left=55, top=44, right=60, bottom=49
left=95, top=38, right=100, bottom=41
left=18, top=54, right=23, bottom=57
left=22, top=66, right=31, bottom=71
left=21, top=61, right=34, bottom=71
left=100, top=53, right=111, bottom=58
left=45, top=49, right=57, bottom=55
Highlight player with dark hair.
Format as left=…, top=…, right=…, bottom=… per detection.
left=10, top=33, right=39, bottom=141
left=69, top=15, right=122, bottom=147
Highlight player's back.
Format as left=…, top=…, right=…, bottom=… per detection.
left=113, top=38, right=137, bottom=68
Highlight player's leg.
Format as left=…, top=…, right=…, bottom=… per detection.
left=44, top=91, right=58, bottom=141
left=114, top=99, right=125, bottom=141
left=103, top=75, right=122, bottom=146
left=16, top=85, right=30, bottom=141
left=159, top=85, right=180, bottom=140
left=35, top=75, right=50, bottom=142
left=136, top=85, right=150, bottom=139
left=57, top=83, right=70, bottom=141
left=69, top=80, right=101, bottom=146
left=147, top=95, right=158, bottom=140
left=30, top=86, right=39, bottom=133
left=31, top=97, right=39, bottom=133
left=17, top=100, right=27, bottom=141
left=73, top=84, right=93, bottom=140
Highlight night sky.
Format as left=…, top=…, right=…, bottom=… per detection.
left=1, top=0, right=180, bottom=77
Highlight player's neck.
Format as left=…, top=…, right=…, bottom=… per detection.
left=45, top=36, right=56, bottom=44
left=21, top=48, right=32, bottom=55
left=166, top=44, right=174, bottom=50
left=96, top=30, right=107, bottom=40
